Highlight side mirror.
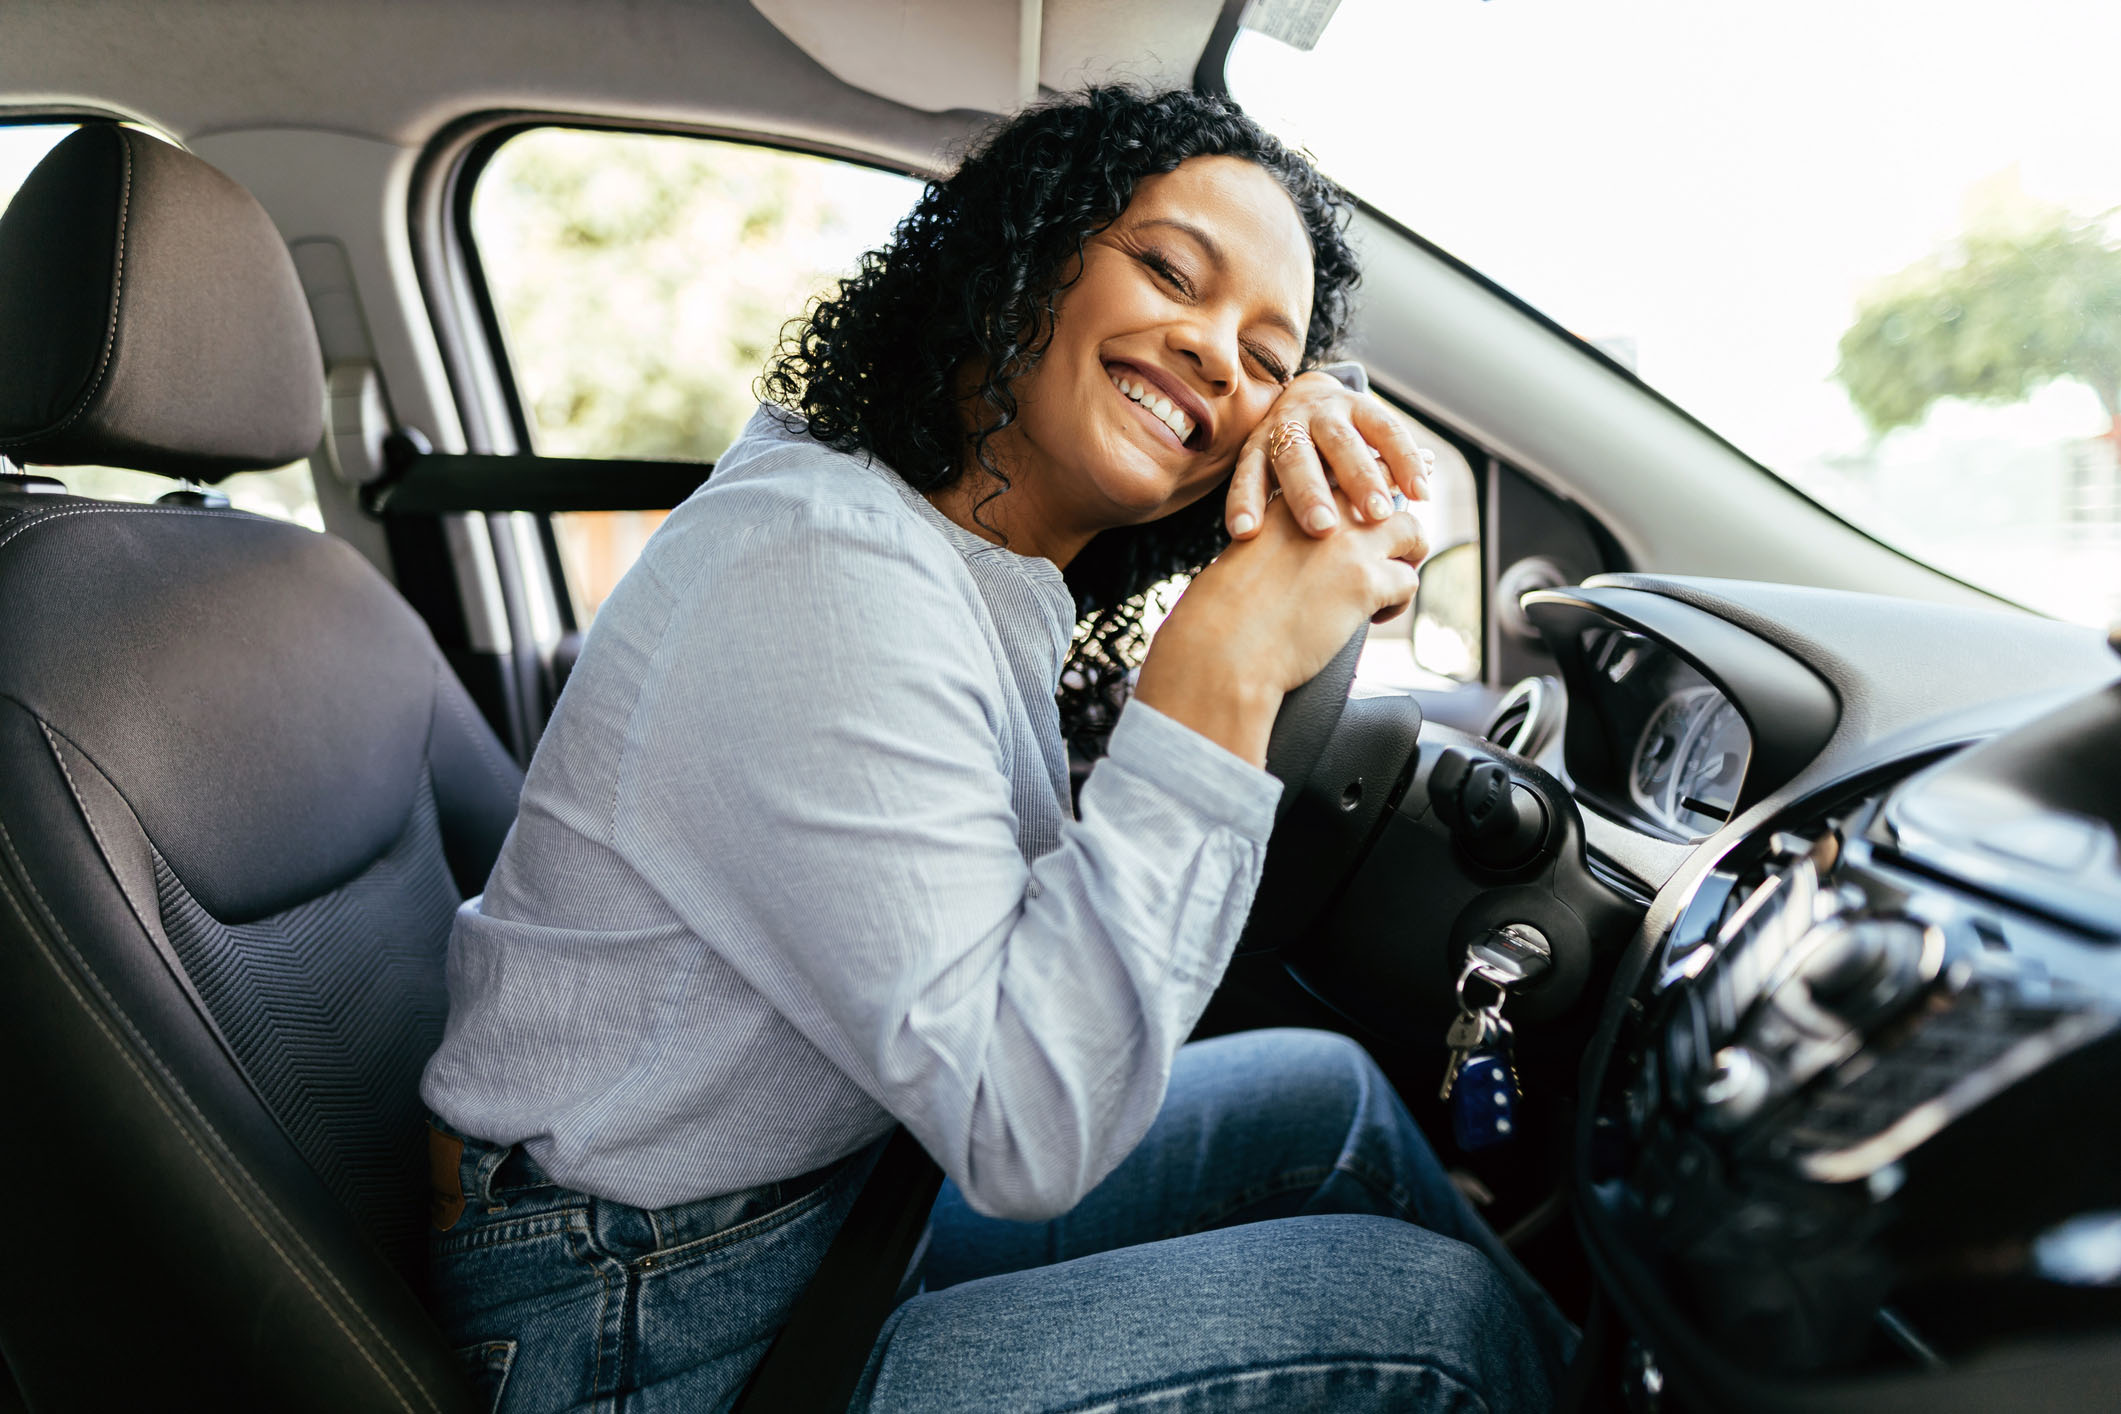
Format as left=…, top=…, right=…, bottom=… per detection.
left=1412, top=540, right=1482, bottom=682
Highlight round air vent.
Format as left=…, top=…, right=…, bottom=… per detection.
left=1496, top=556, right=1571, bottom=644
left=1486, top=675, right=1563, bottom=760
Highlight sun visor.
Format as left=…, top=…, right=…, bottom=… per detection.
left=749, top=0, right=1222, bottom=114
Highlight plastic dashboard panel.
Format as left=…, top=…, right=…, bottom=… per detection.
left=1522, top=585, right=1840, bottom=819
left=1537, top=575, right=2121, bottom=1412
left=1582, top=575, right=2118, bottom=762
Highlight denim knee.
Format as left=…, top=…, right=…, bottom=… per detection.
left=1207, top=1027, right=1383, bottom=1119
left=861, top=1213, right=1553, bottom=1414
left=1302, top=1217, right=1552, bottom=1410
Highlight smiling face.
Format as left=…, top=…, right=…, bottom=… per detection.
left=954, top=155, right=1316, bottom=565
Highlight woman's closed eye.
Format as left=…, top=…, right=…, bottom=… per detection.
left=1139, top=247, right=1195, bottom=298
left=1140, top=248, right=1292, bottom=386
left=1248, top=343, right=1291, bottom=386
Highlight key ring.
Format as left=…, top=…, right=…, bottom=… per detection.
left=1454, top=953, right=1512, bottom=1015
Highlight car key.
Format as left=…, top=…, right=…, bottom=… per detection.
left=1442, top=951, right=1526, bottom=1148
left=1439, top=1006, right=1497, bottom=1100
left=1449, top=1001, right=1522, bottom=1152
left=1440, top=953, right=1501, bottom=1099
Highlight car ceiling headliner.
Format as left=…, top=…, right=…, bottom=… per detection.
left=2, top=0, right=1222, bottom=170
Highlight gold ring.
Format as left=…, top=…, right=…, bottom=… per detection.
left=1266, top=419, right=1312, bottom=461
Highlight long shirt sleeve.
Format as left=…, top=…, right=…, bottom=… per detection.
left=422, top=412, right=1281, bottom=1218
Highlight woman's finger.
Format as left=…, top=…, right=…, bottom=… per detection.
left=1366, top=554, right=1422, bottom=624
left=1352, top=397, right=1435, bottom=503
left=1312, top=412, right=1398, bottom=523
left=1371, top=505, right=1432, bottom=570
left=1266, top=417, right=1340, bottom=535
left=1226, top=439, right=1271, bottom=539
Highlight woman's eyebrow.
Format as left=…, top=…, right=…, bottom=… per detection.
left=1134, top=216, right=1303, bottom=344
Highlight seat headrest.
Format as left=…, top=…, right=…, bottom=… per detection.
left=0, top=125, right=322, bottom=482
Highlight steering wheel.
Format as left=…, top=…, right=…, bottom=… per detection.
left=1262, top=627, right=1367, bottom=824
left=1232, top=626, right=1370, bottom=956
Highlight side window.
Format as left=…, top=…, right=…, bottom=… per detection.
left=467, top=128, right=924, bottom=621
left=1369, top=420, right=1480, bottom=690
left=462, top=127, right=1483, bottom=685
left=0, top=122, right=323, bottom=531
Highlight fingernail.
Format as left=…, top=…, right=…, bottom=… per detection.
left=1366, top=493, right=1393, bottom=521
left=1415, top=472, right=1434, bottom=500
left=1305, top=505, right=1339, bottom=533
left=1229, top=512, right=1257, bottom=536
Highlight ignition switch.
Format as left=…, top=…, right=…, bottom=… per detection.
left=1429, top=746, right=1551, bottom=870
left=1469, top=921, right=1554, bottom=987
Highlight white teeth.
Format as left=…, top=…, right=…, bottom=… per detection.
left=1110, top=370, right=1194, bottom=442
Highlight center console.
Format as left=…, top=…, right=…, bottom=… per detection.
left=1581, top=682, right=2121, bottom=1407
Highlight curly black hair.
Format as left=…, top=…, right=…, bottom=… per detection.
left=760, top=86, right=1360, bottom=759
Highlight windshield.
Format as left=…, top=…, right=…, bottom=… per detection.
left=1231, top=0, right=2121, bottom=629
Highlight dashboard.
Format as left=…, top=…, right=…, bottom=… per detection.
left=1259, top=569, right=2118, bottom=1410
left=1516, top=576, right=2121, bottom=1412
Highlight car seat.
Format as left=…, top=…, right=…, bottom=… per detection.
left=0, top=123, right=520, bottom=1412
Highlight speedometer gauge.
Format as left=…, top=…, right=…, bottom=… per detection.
left=1630, top=686, right=1750, bottom=839
left=1674, top=699, right=1749, bottom=835
left=1633, top=695, right=1693, bottom=802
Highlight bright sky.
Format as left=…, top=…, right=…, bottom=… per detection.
left=1229, top=0, right=2121, bottom=477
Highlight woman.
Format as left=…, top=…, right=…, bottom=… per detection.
left=421, top=87, right=1572, bottom=1412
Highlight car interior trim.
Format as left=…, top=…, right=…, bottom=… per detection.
left=368, top=451, right=715, bottom=515
left=1524, top=585, right=1840, bottom=816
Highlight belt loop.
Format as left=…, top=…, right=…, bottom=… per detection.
left=473, top=1142, right=512, bottom=1213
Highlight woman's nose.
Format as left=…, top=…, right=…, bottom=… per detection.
left=1168, top=315, right=1238, bottom=392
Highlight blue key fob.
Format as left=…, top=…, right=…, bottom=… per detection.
left=1449, top=1048, right=1519, bottom=1151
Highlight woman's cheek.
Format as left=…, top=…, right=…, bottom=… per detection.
left=1233, top=393, right=1278, bottom=446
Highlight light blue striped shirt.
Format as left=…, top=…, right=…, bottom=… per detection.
left=420, top=408, right=1282, bottom=1219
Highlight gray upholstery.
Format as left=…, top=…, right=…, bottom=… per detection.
left=0, top=502, right=449, bottom=921
left=0, top=124, right=322, bottom=479
left=0, top=125, right=515, bottom=1411
left=0, top=493, right=511, bottom=1411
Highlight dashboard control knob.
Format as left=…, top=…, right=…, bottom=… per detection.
left=1698, top=1045, right=1771, bottom=1130
left=1429, top=747, right=1551, bottom=869
left=1796, top=916, right=1938, bottom=1014
left=1459, top=759, right=1512, bottom=833
left=1798, top=920, right=1892, bottom=1002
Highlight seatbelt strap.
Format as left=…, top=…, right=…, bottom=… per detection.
left=729, top=1126, right=944, bottom=1414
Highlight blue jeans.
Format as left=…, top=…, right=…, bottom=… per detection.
left=428, top=1029, right=1573, bottom=1412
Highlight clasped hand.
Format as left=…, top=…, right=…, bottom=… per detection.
left=1226, top=369, right=1437, bottom=542
left=1133, top=374, right=1434, bottom=767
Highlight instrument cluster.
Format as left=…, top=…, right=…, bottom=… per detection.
left=1579, top=628, right=1754, bottom=842
left=1630, top=683, right=1750, bottom=839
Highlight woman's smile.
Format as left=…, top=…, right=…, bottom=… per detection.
left=1103, top=359, right=1210, bottom=451
left=936, top=154, right=1315, bottom=565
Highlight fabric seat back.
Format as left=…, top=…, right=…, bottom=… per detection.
left=0, top=124, right=519, bottom=1412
